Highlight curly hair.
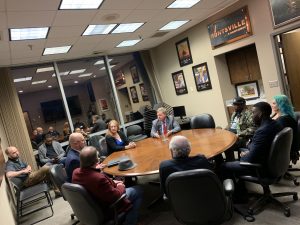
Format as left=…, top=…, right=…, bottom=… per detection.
left=273, top=95, right=295, bottom=119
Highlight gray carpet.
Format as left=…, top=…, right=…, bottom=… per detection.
left=20, top=170, right=300, bottom=225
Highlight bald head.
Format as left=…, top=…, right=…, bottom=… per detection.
left=80, top=146, right=98, bottom=168
left=5, top=146, right=20, bottom=160
left=69, top=133, right=85, bottom=151
left=169, top=135, right=191, bottom=159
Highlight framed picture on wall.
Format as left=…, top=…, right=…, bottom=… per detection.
left=99, top=99, right=109, bottom=111
left=171, top=70, right=188, bottom=95
left=129, top=86, right=139, bottom=103
left=139, top=83, right=149, bottom=101
left=130, top=65, right=140, bottom=83
left=175, top=37, right=193, bottom=67
left=114, top=70, right=126, bottom=87
left=192, top=62, right=212, bottom=92
left=269, top=0, right=300, bottom=28
left=235, top=81, right=260, bottom=100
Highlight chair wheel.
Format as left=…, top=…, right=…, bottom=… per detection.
left=284, top=209, right=290, bottom=217
left=293, top=194, right=298, bottom=201
left=71, top=215, right=75, bottom=220
left=247, top=209, right=254, bottom=215
left=293, top=180, right=299, bottom=186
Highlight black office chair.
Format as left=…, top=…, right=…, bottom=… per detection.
left=61, top=183, right=127, bottom=225
left=8, top=177, right=53, bottom=225
left=126, top=125, right=148, bottom=142
left=166, top=169, right=234, bottom=225
left=89, top=134, right=103, bottom=152
left=239, top=127, right=298, bottom=217
left=190, top=113, right=215, bottom=129
left=98, top=136, right=108, bottom=157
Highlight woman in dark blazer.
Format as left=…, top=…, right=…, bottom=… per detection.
left=105, top=120, right=136, bottom=155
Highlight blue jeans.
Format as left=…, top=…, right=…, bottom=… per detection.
left=124, top=185, right=143, bottom=225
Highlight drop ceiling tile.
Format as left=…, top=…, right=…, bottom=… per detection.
left=0, top=12, right=7, bottom=29
left=150, top=9, right=186, bottom=22
left=137, top=0, right=172, bottom=9
left=45, top=37, right=78, bottom=47
left=52, top=10, right=98, bottom=26
left=91, top=9, right=132, bottom=24
left=0, top=0, right=5, bottom=12
left=101, top=0, right=143, bottom=10
left=0, top=58, right=11, bottom=66
left=48, top=25, right=86, bottom=38
left=11, top=57, right=42, bottom=66
left=124, top=9, right=160, bottom=22
left=7, top=11, right=57, bottom=27
left=6, top=0, right=60, bottom=11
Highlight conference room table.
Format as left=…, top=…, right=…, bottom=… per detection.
left=103, top=128, right=237, bottom=177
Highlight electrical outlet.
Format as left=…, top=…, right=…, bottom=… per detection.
left=268, top=80, right=278, bottom=88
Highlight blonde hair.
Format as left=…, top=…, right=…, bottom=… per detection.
left=106, top=120, right=120, bottom=136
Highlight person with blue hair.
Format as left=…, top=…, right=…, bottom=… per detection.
left=271, top=94, right=299, bottom=163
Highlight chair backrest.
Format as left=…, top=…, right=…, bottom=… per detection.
left=50, top=164, right=67, bottom=197
left=190, top=113, right=215, bottom=129
left=89, top=135, right=102, bottom=151
left=295, top=111, right=300, bottom=150
left=166, top=169, right=231, bottom=225
left=267, top=127, right=293, bottom=178
left=153, top=102, right=174, bottom=115
left=126, top=125, right=143, bottom=137
left=62, top=183, right=105, bottom=225
left=98, top=136, right=108, bottom=156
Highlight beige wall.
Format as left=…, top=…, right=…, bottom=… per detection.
left=149, top=0, right=300, bottom=127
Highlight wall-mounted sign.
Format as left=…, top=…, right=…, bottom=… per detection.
left=208, top=7, right=252, bottom=48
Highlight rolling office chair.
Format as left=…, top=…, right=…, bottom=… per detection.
left=126, top=124, right=148, bottom=142
left=166, top=169, right=234, bottom=225
left=239, top=127, right=298, bottom=217
left=98, top=136, right=108, bottom=157
left=62, top=183, right=127, bottom=225
left=190, top=113, right=215, bottom=129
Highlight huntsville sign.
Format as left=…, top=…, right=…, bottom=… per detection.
left=208, top=7, right=252, bottom=48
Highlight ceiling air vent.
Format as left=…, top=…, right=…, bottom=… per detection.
left=151, top=31, right=169, bottom=38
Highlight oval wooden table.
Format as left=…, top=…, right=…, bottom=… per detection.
left=103, top=129, right=237, bottom=177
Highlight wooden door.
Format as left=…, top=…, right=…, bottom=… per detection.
left=226, top=49, right=249, bottom=84
left=282, top=32, right=300, bottom=111
left=245, top=45, right=261, bottom=81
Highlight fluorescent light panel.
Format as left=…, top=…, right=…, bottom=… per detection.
left=94, top=58, right=113, bottom=65
left=59, top=0, right=103, bottom=9
left=100, top=65, right=116, bottom=70
left=112, top=23, right=144, bottom=34
left=83, top=24, right=117, bottom=35
left=14, top=77, right=32, bottom=83
left=159, top=20, right=189, bottom=30
left=43, top=46, right=71, bottom=55
left=52, top=71, right=70, bottom=77
left=116, top=39, right=141, bottom=47
left=32, top=80, right=47, bottom=85
left=167, top=0, right=201, bottom=8
left=10, top=27, right=49, bottom=41
left=78, top=73, right=93, bottom=77
left=36, top=66, right=54, bottom=73
left=70, top=69, right=86, bottom=74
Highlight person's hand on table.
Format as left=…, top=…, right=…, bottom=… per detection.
left=126, top=142, right=136, bottom=149
left=240, top=150, right=249, bottom=158
left=96, top=162, right=106, bottom=170
left=167, top=130, right=173, bottom=137
left=153, top=132, right=160, bottom=138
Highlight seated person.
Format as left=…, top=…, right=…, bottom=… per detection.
left=5, top=146, right=60, bottom=195
left=38, top=134, right=66, bottom=166
left=271, top=94, right=299, bottom=163
left=72, top=146, right=143, bottom=225
left=74, top=127, right=89, bottom=139
left=159, top=135, right=212, bottom=195
left=63, top=122, right=71, bottom=141
left=47, top=126, right=60, bottom=139
left=90, top=115, right=107, bottom=133
left=33, top=127, right=44, bottom=146
left=151, top=107, right=181, bottom=138
left=105, top=120, right=136, bottom=156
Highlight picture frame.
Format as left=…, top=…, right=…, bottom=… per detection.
left=175, top=37, right=193, bottom=67
left=114, top=70, right=126, bottom=87
left=235, top=81, right=260, bottom=100
left=139, top=83, right=149, bottom=101
left=129, top=86, right=139, bottom=103
left=130, top=65, right=140, bottom=84
left=171, top=70, right=188, bottom=95
left=99, top=99, right=109, bottom=111
left=269, top=0, right=300, bottom=28
left=192, top=62, right=212, bottom=92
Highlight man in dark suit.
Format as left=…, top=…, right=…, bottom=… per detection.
left=159, top=135, right=212, bottom=195
left=151, top=107, right=181, bottom=138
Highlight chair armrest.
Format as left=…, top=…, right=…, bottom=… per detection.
left=240, top=161, right=262, bottom=168
left=223, top=179, right=234, bottom=196
left=109, top=193, right=127, bottom=209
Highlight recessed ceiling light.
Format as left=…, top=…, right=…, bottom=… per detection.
left=93, top=75, right=96, bottom=78
left=112, top=23, right=144, bottom=34
left=94, top=58, right=112, bottom=65
left=43, top=45, right=71, bottom=55
left=36, top=66, right=54, bottom=73
left=167, top=0, right=201, bottom=8
left=100, top=65, right=116, bottom=70
left=78, top=73, right=93, bottom=77
left=74, top=80, right=79, bottom=84
left=59, top=0, right=104, bottom=9
left=116, top=39, right=141, bottom=47
left=14, top=77, right=32, bottom=83
left=159, top=20, right=189, bottom=30
left=10, top=27, right=49, bottom=41
left=32, top=80, right=47, bottom=85
left=83, top=24, right=117, bottom=35
left=70, top=69, right=86, bottom=74
left=48, top=85, right=52, bottom=88
left=18, top=90, right=24, bottom=93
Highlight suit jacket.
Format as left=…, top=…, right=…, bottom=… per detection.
left=241, top=118, right=282, bottom=164
left=150, top=116, right=181, bottom=137
left=72, top=167, right=131, bottom=217
left=65, top=148, right=80, bottom=182
left=105, top=131, right=129, bottom=155
left=159, top=155, right=212, bottom=194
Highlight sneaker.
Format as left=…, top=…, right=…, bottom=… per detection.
left=54, top=190, right=62, bottom=198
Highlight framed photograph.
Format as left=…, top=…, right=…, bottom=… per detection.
left=114, top=70, right=126, bottom=87
left=176, top=37, right=193, bottom=67
left=192, top=62, right=212, bottom=92
left=129, top=86, right=139, bottom=103
left=130, top=65, right=140, bottom=84
left=269, top=0, right=300, bottom=28
left=171, top=70, right=188, bottom=95
left=99, top=99, right=109, bottom=111
left=139, top=83, right=149, bottom=101
left=235, top=81, right=260, bottom=100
